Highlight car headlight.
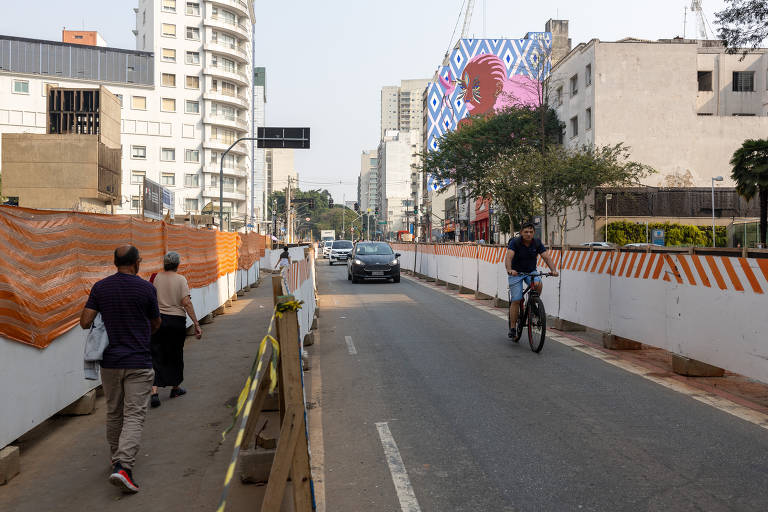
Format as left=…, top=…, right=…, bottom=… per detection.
left=391, top=259, right=399, bottom=265
left=354, top=259, right=364, bottom=265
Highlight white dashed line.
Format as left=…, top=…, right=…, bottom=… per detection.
left=375, top=422, right=422, bottom=512
left=344, top=335, right=357, bottom=355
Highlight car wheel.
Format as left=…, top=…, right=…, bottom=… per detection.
left=392, top=274, right=400, bottom=283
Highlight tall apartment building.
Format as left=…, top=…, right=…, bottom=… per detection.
left=0, top=0, right=261, bottom=230
left=359, top=149, right=378, bottom=213
left=252, top=66, right=266, bottom=223
left=377, top=130, right=417, bottom=236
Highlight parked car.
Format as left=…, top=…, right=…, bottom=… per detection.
left=347, top=241, right=400, bottom=283
left=329, top=240, right=354, bottom=265
left=580, top=242, right=616, bottom=248
left=624, top=243, right=652, bottom=248
left=322, top=241, right=333, bottom=259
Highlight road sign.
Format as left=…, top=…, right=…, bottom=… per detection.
left=377, top=221, right=387, bottom=225
left=142, top=178, right=162, bottom=220
left=652, top=229, right=665, bottom=246
left=257, top=127, right=310, bottom=149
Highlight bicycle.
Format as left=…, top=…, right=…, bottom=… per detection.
left=508, top=272, right=552, bottom=353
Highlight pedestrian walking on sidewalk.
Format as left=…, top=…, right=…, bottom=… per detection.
left=149, top=251, right=202, bottom=408
left=275, top=246, right=291, bottom=271
left=79, top=245, right=161, bottom=494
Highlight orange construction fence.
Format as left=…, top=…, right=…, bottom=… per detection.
left=0, top=206, right=267, bottom=349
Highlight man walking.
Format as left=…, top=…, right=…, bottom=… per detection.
left=80, top=245, right=161, bottom=493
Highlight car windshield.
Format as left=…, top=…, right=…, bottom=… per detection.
left=356, top=242, right=393, bottom=256
left=333, top=241, right=353, bottom=249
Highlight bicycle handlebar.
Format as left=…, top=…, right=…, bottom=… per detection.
left=514, top=271, right=554, bottom=277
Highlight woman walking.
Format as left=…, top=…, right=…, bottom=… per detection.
left=150, top=251, right=202, bottom=408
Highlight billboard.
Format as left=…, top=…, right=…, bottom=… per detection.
left=142, top=178, right=162, bottom=220
left=426, top=33, right=552, bottom=190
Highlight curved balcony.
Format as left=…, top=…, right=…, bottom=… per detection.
left=203, top=16, right=250, bottom=40
left=203, top=65, right=249, bottom=87
left=204, top=114, right=249, bottom=132
left=203, top=90, right=249, bottom=109
left=203, top=164, right=248, bottom=179
left=204, top=41, right=249, bottom=63
left=202, top=187, right=247, bottom=202
left=209, top=0, right=250, bottom=18
left=203, top=139, right=249, bottom=155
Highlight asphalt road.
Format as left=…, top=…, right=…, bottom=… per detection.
left=315, top=261, right=768, bottom=512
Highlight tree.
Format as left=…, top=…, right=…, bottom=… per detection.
left=730, top=138, right=768, bottom=245
left=716, top=1, right=768, bottom=53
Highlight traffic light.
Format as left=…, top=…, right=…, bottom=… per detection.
left=328, top=197, right=334, bottom=208
left=375, top=207, right=379, bottom=215
left=354, top=202, right=359, bottom=212
left=413, top=206, right=418, bottom=215
left=309, top=199, right=315, bottom=209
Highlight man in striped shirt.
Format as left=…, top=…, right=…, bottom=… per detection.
left=80, top=245, right=161, bottom=493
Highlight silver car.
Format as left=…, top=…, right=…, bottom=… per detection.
left=329, top=240, right=353, bottom=265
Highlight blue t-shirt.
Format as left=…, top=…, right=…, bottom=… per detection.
left=85, top=273, right=160, bottom=369
left=507, top=237, right=547, bottom=273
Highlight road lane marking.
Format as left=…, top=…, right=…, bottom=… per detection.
left=375, top=422, right=422, bottom=512
left=344, top=335, right=357, bottom=355
left=401, top=274, right=768, bottom=432
left=309, top=360, right=326, bottom=512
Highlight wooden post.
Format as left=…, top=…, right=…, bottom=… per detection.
left=272, top=275, right=283, bottom=306
left=262, top=296, right=313, bottom=511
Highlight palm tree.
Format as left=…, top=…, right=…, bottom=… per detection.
left=730, top=139, right=768, bottom=247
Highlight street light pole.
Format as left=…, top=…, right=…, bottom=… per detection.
left=605, top=193, right=613, bottom=243
left=711, top=176, right=723, bottom=247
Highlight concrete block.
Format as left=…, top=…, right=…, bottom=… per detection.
left=231, top=294, right=238, bottom=302
left=225, top=300, right=233, bottom=308
left=446, top=282, right=459, bottom=290
left=672, top=354, right=725, bottom=377
left=493, top=297, right=510, bottom=309
left=425, top=277, right=436, bottom=282
left=239, top=447, right=276, bottom=484
left=459, top=286, right=474, bottom=294
left=551, top=318, right=587, bottom=332
left=199, top=313, right=214, bottom=325
left=60, top=389, right=96, bottom=415
left=237, top=289, right=245, bottom=297
left=302, top=353, right=311, bottom=371
left=602, top=334, right=642, bottom=350
left=303, top=331, right=315, bottom=347
left=314, top=307, right=320, bottom=318
left=475, top=290, right=493, bottom=300
left=213, top=306, right=225, bottom=315
left=311, top=316, right=318, bottom=330
left=0, top=445, right=20, bottom=485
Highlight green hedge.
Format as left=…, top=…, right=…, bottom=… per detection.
left=602, top=221, right=728, bottom=247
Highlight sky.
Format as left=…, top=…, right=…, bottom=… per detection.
left=0, top=0, right=729, bottom=202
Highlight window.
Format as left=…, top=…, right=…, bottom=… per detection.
left=161, top=73, right=176, bottom=87
left=219, top=32, right=236, bottom=49
left=221, top=81, right=236, bottom=96
left=223, top=176, right=235, bottom=192
left=115, top=94, right=123, bottom=107
left=12, top=80, right=29, bottom=94
left=186, top=2, right=200, bottom=15
left=162, top=0, right=176, bottom=12
left=585, top=64, right=592, bottom=86
left=131, top=96, right=147, bottom=110
left=185, top=51, right=200, bottom=64
left=131, top=171, right=146, bottom=184
left=161, top=48, right=176, bottom=62
left=733, top=71, right=754, bottom=92
left=185, top=100, right=199, bottom=113
left=212, top=127, right=236, bottom=144
left=132, top=196, right=141, bottom=209
left=186, top=26, right=200, bottom=40
left=185, top=174, right=199, bottom=187
left=185, top=149, right=199, bottom=162
left=733, top=113, right=757, bottom=116
left=161, top=173, right=176, bottom=186
left=555, top=86, right=563, bottom=106
left=131, top=145, right=147, bottom=159
left=162, top=23, right=176, bottom=37
left=697, top=113, right=714, bottom=116
left=161, top=98, right=176, bottom=112
left=185, top=75, right=199, bottom=89
left=184, top=198, right=199, bottom=211
left=570, top=116, right=578, bottom=138
left=161, top=148, right=176, bottom=161
left=698, top=71, right=713, bottom=91
left=585, top=108, right=592, bottom=130
left=212, top=103, right=236, bottom=119
left=570, top=74, right=578, bottom=96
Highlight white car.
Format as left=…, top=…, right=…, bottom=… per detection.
left=329, top=240, right=354, bottom=265
left=580, top=242, right=616, bottom=248
left=322, top=241, right=333, bottom=259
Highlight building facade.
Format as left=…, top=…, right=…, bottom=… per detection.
left=377, top=130, right=415, bottom=237
left=265, top=148, right=296, bottom=198
left=359, top=149, right=378, bottom=214
left=0, top=0, right=261, bottom=229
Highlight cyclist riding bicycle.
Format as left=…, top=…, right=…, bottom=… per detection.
left=505, top=222, right=559, bottom=338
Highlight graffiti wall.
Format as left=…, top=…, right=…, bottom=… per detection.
left=426, top=33, right=552, bottom=190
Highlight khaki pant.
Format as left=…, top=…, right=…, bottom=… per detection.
left=101, top=368, right=154, bottom=470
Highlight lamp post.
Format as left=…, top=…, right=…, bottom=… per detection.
left=711, top=176, right=723, bottom=247
left=605, top=193, right=613, bottom=243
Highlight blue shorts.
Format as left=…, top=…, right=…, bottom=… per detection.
left=508, top=274, right=541, bottom=302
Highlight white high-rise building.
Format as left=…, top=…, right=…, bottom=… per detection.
left=0, top=0, right=260, bottom=230
left=359, top=149, right=378, bottom=214
left=252, top=66, right=266, bottom=225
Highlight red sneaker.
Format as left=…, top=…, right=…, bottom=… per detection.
left=109, top=463, right=139, bottom=493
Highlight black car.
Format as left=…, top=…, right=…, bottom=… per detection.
left=347, top=241, right=401, bottom=283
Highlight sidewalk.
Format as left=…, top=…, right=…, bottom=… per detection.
left=0, top=280, right=274, bottom=512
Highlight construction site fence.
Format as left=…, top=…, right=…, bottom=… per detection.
left=391, top=242, right=768, bottom=385
left=0, top=206, right=269, bottom=449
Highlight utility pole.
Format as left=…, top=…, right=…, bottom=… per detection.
left=342, top=193, right=345, bottom=239
left=286, top=176, right=292, bottom=243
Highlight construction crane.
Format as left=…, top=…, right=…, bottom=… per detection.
left=689, top=0, right=709, bottom=39
left=460, top=0, right=476, bottom=39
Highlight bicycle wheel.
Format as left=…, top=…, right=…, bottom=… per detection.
left=527, top=296, right=546, bottom=353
